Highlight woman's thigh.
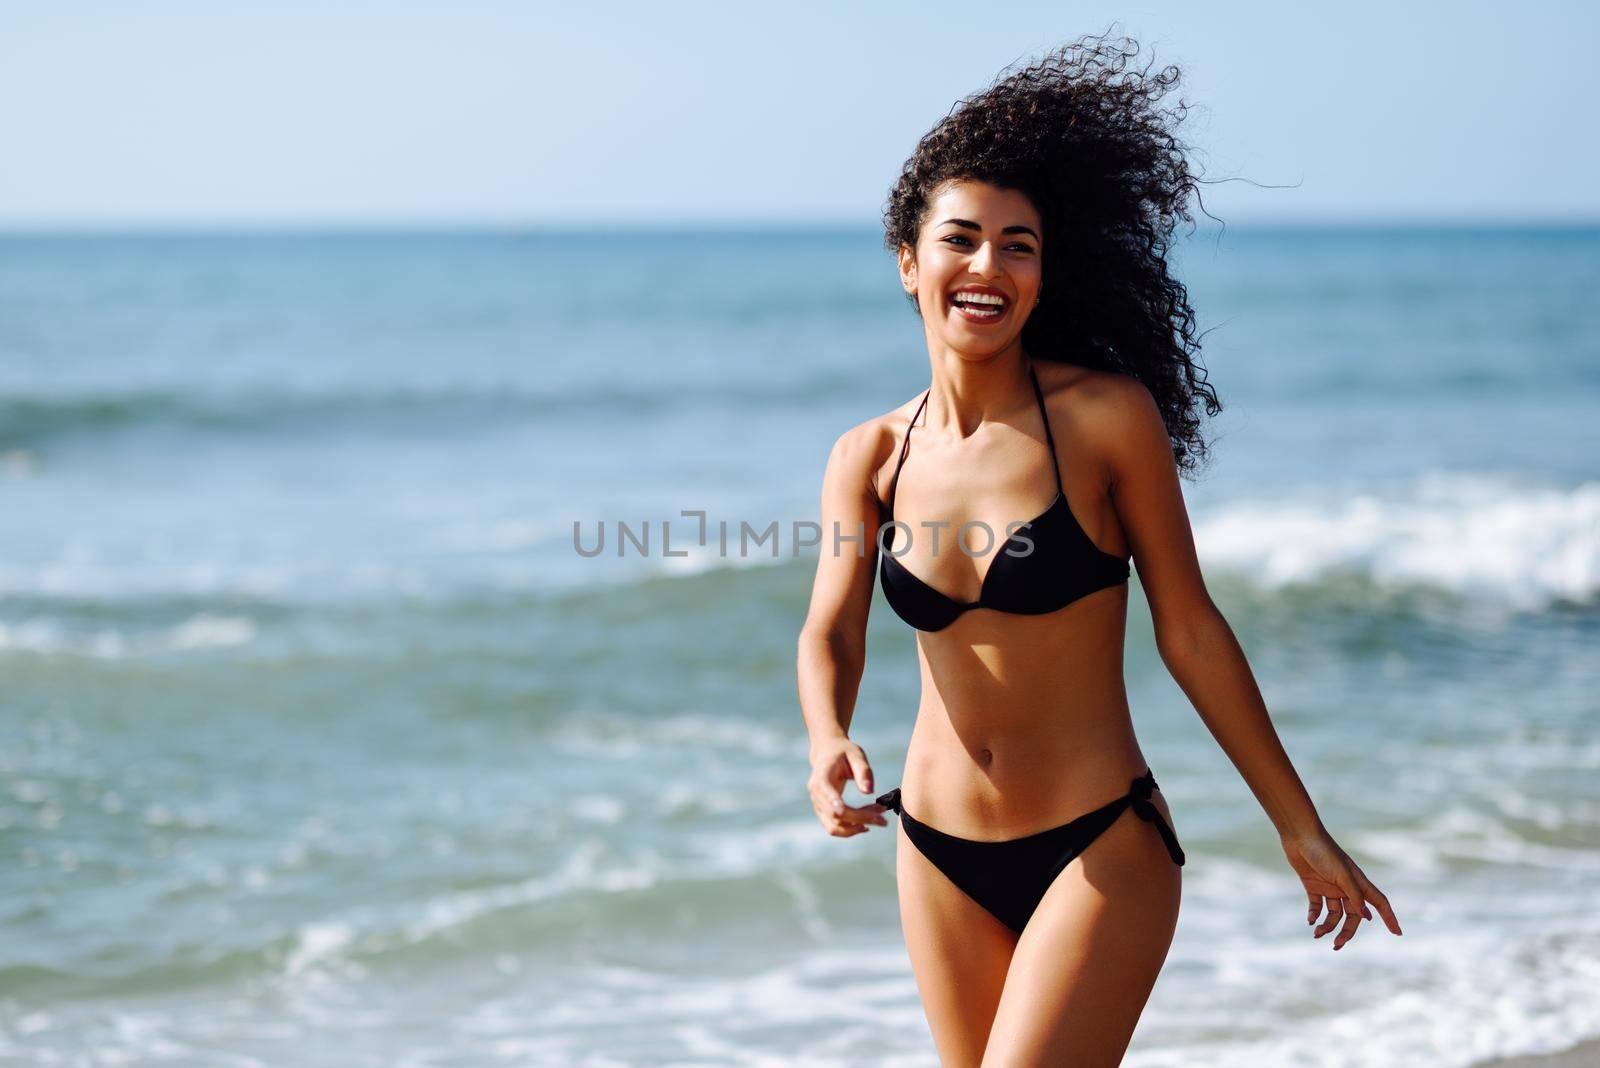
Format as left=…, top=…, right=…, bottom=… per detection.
left=896, top=821, right=1018, bottom=1068
left=979, top=798, right=1183, bottom=1068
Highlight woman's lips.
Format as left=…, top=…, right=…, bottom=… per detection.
left=950, top=296, right=1007, bottom=323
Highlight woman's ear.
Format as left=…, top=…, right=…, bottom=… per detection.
left=898, top=243, right=917, bottom=295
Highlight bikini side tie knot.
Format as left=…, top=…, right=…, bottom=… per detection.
left=1129, top=771, right=1155, bottom=810
left=875, top=788, right=902, bottom=814
left=1127, top=771, right=1187, bottom=867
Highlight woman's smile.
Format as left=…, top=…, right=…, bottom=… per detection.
left=949, top=285, right=1011, bottom=324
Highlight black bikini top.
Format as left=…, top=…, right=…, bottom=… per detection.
left=878, top=366, right=1131, bottom=632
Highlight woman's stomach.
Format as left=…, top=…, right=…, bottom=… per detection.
left=897, top=591, right=1152, bottom=837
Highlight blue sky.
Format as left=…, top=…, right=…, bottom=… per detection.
left=1, top=1, right=1595, bottom=227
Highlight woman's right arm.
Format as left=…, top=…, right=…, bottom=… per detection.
left=797, top=421, right=890, bottom=837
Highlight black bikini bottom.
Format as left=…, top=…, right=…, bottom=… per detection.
left=875, top=768, right=1186, bottom=935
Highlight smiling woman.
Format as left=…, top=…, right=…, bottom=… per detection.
left=882, top=34, right=1221, bottom=476
left=797, top=30, right=1403, bottom=1068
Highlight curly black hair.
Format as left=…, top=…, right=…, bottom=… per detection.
left=883, top=30, right=1222, bottom=476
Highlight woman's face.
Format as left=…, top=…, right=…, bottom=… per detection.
left=899, top=179, right=1044, bottom=357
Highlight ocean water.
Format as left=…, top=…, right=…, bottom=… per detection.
left=1, top=225, right=1597, bottom=1067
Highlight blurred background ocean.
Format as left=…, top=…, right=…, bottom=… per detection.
left=1, top=225, right=1596, bottom=1066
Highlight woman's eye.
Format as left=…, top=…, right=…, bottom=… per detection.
left=942, top=236, right=1033, bottom=253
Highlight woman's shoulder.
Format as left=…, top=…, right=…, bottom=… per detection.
left=1033, top=361, right=1167, bottom=478
left=824, top=391, right=928, bottom=505
left=833, top=389, right=927, bottom=454
left=1033, top=360, right=1156, bottom=427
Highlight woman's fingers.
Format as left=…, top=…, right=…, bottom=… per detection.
left=808, top=755, right=852, bottom=816
left=837, top=801, right=888, bottom=827
left=1355, top=870, right=1404, bottom=936
left=1313, top=895, right=1344, bottom=938
left=1318, top=869, right=1400, bottom=950
left=809, top=777, right=844, bottom=816
left=1331, top=896, right=1364, bottom=950
left=807, top=740, right=886, bottom=835
left=808, top=741, right=879, bottom=827
left=813, top=799, right=886, bottom=833
left=810, top=781, right=888, bottom=834
left=827, top=805, right=888, bottom=836
left=1294, top=836, right=1402, bottom=950
left=845, top=745, right=874, bottom=795
left=1328, top=868, right=1369, bottom=950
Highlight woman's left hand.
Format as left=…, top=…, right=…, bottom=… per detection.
left=1280, top=828, right=1404, bottom=950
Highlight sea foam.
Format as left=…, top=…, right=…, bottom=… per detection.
left=1194, top=471, right=1600, bottom=609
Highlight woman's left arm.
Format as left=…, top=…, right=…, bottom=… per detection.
left=1092, top=374, right=1403, bottom=949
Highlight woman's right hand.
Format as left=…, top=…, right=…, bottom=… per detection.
left=807, top=735, right=889, bottom=837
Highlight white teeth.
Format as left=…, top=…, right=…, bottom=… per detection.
left=952, top=290, right=1006, bottom=306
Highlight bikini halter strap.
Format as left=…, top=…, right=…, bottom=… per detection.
left=885, top=389, right=931, bottom=519
left=1027, top=365, right=1065, bottom=494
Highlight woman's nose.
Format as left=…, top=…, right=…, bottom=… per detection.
left=970, top=240, right=1003, bottom=274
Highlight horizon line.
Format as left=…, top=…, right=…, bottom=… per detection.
left=2, top=213, right=1598, bottom=236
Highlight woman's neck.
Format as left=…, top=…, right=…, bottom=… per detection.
left=922, top=349, right=1035, bottom=439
